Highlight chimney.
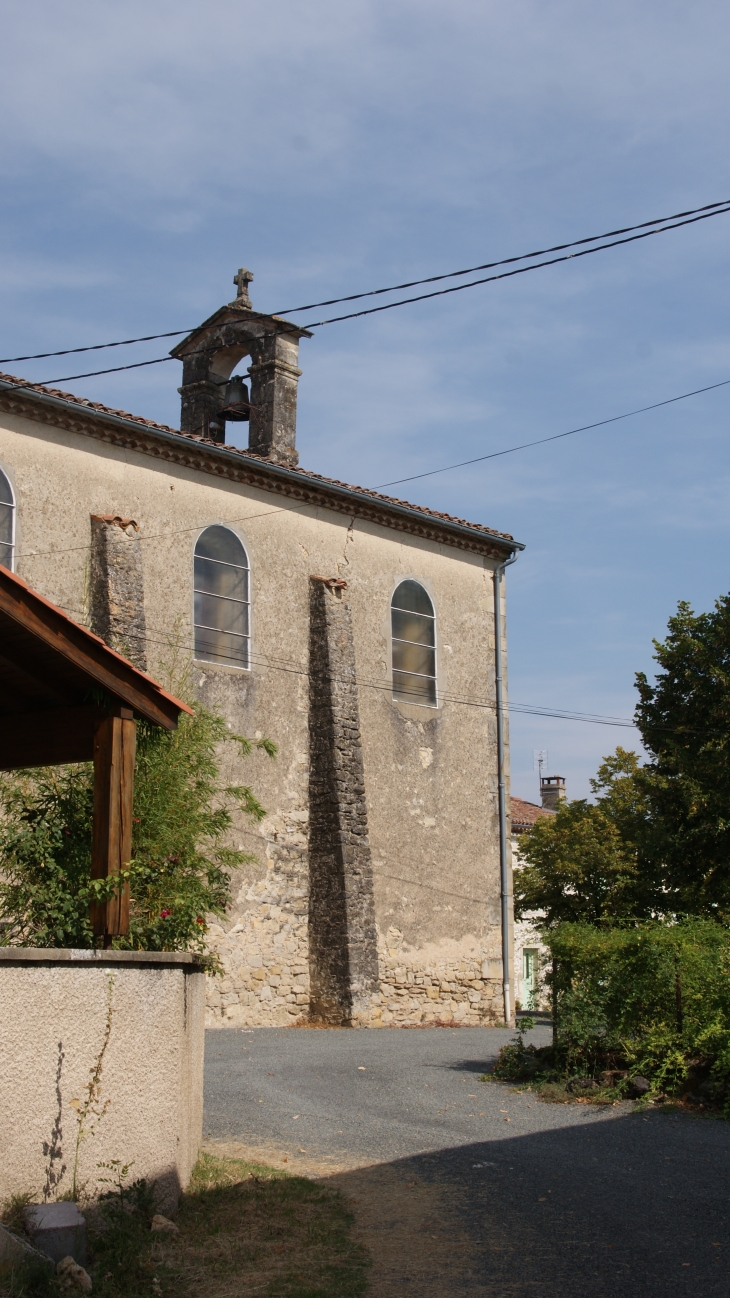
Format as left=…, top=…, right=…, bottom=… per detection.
left=540, top=775, right=566, bottom=812
left=170, top=268, right=312, bottom=466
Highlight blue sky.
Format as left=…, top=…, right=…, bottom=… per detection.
left=2, top=0, right=730, bottom=801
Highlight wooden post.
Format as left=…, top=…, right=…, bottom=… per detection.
left=91, top=708, right=136, bottom=945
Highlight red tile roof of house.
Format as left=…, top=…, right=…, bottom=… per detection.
left=511, top=796, right=554, bottom=833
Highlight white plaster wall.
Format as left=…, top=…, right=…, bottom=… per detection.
left=0, top=410, right=513, bottom=1027
left=511, top=836, right=549, bottom=1011
left=0, top=951, right=204, bottom=1210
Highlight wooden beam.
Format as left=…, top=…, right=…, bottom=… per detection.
left=0, top=650, right=71, bottom=709
left=0, top=579, right=187, bottom=730
left=91, top=712, right=136, bottom=943
left=0, top=706, right=98, bottom=770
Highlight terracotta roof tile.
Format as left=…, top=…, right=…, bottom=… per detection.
left=511, top=796, right=554, bottom=832
left=0, top=564, right=193, bottom=719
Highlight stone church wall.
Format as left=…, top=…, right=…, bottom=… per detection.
left=0, top=406, right=512, bottom=1027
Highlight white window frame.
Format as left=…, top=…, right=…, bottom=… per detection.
left=390, top=578, right=438, bottom=708
left=193, top=525, right=251, bottom=671
left=0, top=468, right=16, bottom=572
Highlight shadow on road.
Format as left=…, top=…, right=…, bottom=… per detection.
left=436, top=1057, right=499, bottom=1073
left=204, top=1027, right=728, bottom=1296
left=318, top=1109, right=726, bottom=1297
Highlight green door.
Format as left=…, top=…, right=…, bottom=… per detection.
left=523, top=948, right=539, bottom=1009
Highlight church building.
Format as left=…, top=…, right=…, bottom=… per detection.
left=0, top=269, right=523, bottom=1028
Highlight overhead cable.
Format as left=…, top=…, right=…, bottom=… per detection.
left=4, top=369, right=730, bottom=554
left=1, top=197, right=728, bottom=366
left=273, top=198, right=730, bottom=315
left=45, top=603, right=726, bottom=738
left=377, top=378, right=730, bottom=488
left=297, top=205, right=730, bottom=328
left=43, top=355, right=176, bottom=384
left=50, top=599, right=642, bottom=730
left=34, top=201, right=730, bottom=382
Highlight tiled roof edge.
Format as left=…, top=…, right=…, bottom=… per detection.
left=510, top=796, right=554, bottom=831
left=0, top=373, right=524, bottom=559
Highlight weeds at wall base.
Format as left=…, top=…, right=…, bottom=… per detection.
left=1, top=1152, right=369, bottom=1298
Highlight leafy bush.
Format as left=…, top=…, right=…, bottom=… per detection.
left=547, top=920, right=730, bottom=1103
left=0, top=701, right=275, bottom=959
left=492, top=1017, right=543, bottom=1081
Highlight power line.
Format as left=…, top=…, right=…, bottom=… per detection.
left=50, top=602, right=725, bottom=739
left=297, top=205, right=730, bottom=328
left=54, top=598, right=639, bottom=729
left=33, top=203, right=730, bottom=383
left=273, top=198, right=730, bottom=315
left=2, top=197, right=729, bottom=367
left=377, top=377, right=730, bottom=488
left=9, top=371, right=727, bottom=563
left=0, top=330, right=195, bottom=365
left=43, top=355, right=175, bottom=384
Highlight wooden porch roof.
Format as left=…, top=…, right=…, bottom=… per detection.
left=0, top=567, right=191, bottom=770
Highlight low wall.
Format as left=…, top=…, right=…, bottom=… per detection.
left=0, top=950, right=204, bottom=1212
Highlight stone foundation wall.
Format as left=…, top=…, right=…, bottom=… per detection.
left=204, top=895, right=507, bottom=1027
left=204, top=805, right=311, bottom=1028
left=374, top=958, right=503, bottom=1026
left=367, top=927, right=504, bottom=1026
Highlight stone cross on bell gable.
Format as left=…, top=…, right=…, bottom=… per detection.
left=232, top=267, right=254, bottom=308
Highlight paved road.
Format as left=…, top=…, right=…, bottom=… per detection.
left=204, top=1026, right=730, bottom=1296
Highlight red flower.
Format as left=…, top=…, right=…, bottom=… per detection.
left=196, top=916, right=204, bottom=926
left=160, top=908, right=171, bottom=919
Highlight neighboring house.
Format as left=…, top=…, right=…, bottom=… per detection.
left=511, top=776, right=565, bottom=1010
left=0, top=268, right=524, bottom=1029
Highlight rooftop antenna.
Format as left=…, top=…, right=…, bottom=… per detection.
left=533, top=749, right=548, bottom=798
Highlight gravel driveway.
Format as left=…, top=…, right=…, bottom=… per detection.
left=204, top=1025, right=730, bottom=1296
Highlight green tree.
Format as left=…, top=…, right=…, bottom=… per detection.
left=634, top=595, right=730, bottom=918
left=514, top=791, right=644, bottom=929
left=517, top=591, right=730, bottom=927
left=0, top=702, right=275, bottom=957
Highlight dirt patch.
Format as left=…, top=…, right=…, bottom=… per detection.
left=151, top=1151, right=368, bottom=1298
left=330, top=1163, right=488, bottom=1297
left=205, top=1141, right=488, bottom=1297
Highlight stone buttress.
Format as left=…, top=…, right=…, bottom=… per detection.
left=307, top=576, right=379, bottom=1024
left=88, top=514, right=147, bottom=670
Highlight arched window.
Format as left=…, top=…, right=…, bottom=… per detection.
left=0, top=470, right=15, bottom=570
left=194, top=526, right=250, bottom=669
left=391, top=579, right=436, bottom=706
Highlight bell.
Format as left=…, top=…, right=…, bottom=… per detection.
left=219, top=375, right=250, bottom=422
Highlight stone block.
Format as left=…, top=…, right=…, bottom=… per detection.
left=0, top=1223, right=53, bottom=1276
left=24, top=1203, right=86, bottom=1266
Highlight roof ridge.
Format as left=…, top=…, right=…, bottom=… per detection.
left=0, top=371, right=515, bottom=544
